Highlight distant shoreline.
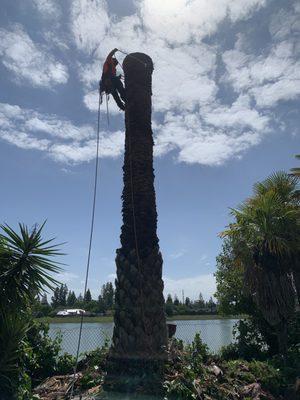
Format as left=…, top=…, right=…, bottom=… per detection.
left=39, top=314, right=242, bottom=324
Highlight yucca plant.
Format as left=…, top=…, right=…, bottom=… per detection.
left=0, top=222, right=62, bottom=398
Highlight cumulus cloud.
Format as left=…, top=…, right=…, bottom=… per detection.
left=0, top=25, right=68, bottom=88
left=202, top=94, right=269, bottom=131
left=154, top=106, right=266, bottom=165
left=71, top=0, right=110, bottom=54
left=74, top=0, right=286, bottom=166
left=31, top=0, right=61, bottom=19
left=0, top=102, right=124, bottom=163
left=1, top=1, right=299, bottom=166
left=140, top=0, right=267, bottom=45
left=222, top=5, right=300, bottom=109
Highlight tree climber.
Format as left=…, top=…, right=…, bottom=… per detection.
left=99, top=48, right=126, bottom=111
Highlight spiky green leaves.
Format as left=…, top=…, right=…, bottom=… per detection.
left=0, top=222, right=63, bottom=309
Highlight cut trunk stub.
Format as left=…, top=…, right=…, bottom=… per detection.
left=104, top=52, right=168, bottom=395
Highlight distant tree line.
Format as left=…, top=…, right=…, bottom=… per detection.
left=34, top=283, right=217, bottom=318
left=165, top=293, right=217, bottom=317
left=34, top=282, right=115, bottom=317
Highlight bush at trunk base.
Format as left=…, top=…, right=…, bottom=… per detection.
left=22, top=320, right=75, bottom=389
left=225, top=360, right=284, bottom=395
left=24, top=320, right=62, bottom=383
left=219, top=319, right=269, bottom=361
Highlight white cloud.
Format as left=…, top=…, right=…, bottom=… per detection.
left=269, top=6, right=300, bottom=42
left=1, top=1, right=299, bottom=167
left=202, top=94, right=269, bottom=131
left=163, top=274, right=216, bottom=301
left=74, top=0, right=278, bottom=166
left=251, top=77, right=300, bottom=108
left=71, top=0, right=110, bottom=54
left=0, top=102, right=124, bottom=163
left=56, top=272, right=79, bottom=282
left=222, top=6, right=300, bottom=108
left=0, top=25, right=68, bottom=87
left=83, top=90, right=122, bottom=115
left=0, top=130, right=50, bottom=151
left=50, top=131, right=124, bottom=163
left=169, top=250, right=186, bottom=260
left=140, top=0, right=266, bottom=45
left=32, top=0, right=61, bottom=19
left=154, top=110, right=264, bottom=165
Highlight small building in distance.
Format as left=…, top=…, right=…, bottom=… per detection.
left=56, top=309, right=86, bottom=317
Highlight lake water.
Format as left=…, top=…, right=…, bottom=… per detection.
left=49, top=319, right=238, bottom=356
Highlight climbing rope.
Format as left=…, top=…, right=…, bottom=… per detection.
left=70, top=90, right=101, bottom=399
left=118, top=49, right=148, bottom=68
left=105, top=93, right=110, bottom=127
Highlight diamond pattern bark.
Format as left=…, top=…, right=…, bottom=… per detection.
left=104, top=53, right=168, bottom=395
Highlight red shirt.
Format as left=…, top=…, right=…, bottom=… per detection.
left=102, top=54, right=116, bottom=76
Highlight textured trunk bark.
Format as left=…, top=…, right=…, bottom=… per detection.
left=104, top=53, right=168, bottom=395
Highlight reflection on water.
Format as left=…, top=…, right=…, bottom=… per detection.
left=49, top=319, right=238, bottom=356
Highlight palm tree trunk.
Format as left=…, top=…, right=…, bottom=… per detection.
left=104, top=53, right=168, bottom=395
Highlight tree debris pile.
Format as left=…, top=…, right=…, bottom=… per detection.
left=34, top=373, right=82, bottom=399
left=164, top=338, right=296, bottom=400
left=33, top=337, right=299, bottom=399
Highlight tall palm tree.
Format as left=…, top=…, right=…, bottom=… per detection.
left=252, top=172, right=300, bottom=301
left=222, top=172, right=299, bottom=356
left=104, top=53, right=168, bottom=394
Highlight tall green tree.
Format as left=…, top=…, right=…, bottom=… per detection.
left=198, top=293, right=205, bottom=308
left=173, top=295, right=180, bottom=306
left=221, top=172, right=299, bottom=356
left=58, top=284, right=68, bottom=306
left=67, top=291, right=77, bottom=307
left=51, top=286, right=60, bottom=308
left=84, top=288, right=92, bottom=303
left=215, top=237, right=250, bottom=316
left=185, top=297, right=191, bottom=307
left=0, top=223, right=61, bottom=398
left=166, top=294, right=173, bottom=304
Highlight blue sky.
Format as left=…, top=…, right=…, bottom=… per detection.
left=0, top=0, right=299, bottom=300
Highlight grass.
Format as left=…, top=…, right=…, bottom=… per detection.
left=38, top=314, right=240, bottom=324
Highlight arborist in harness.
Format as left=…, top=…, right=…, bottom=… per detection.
left=99, top=48, right=126, bottom=111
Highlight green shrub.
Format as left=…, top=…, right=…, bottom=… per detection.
left=57, top=353, right=76, bottom=375
left=24, top=320, right=62, bottom=383
left=271, top=344, right=300, bottom=384
left=190, top=333, right=209, bottom=361
left=248, top=360, right=283, bottom=393
left=78, top=340, right=109, bottom=372
left=219, top=342, right=240, bottom=360
left=229, top=319, right=269, bottom=361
